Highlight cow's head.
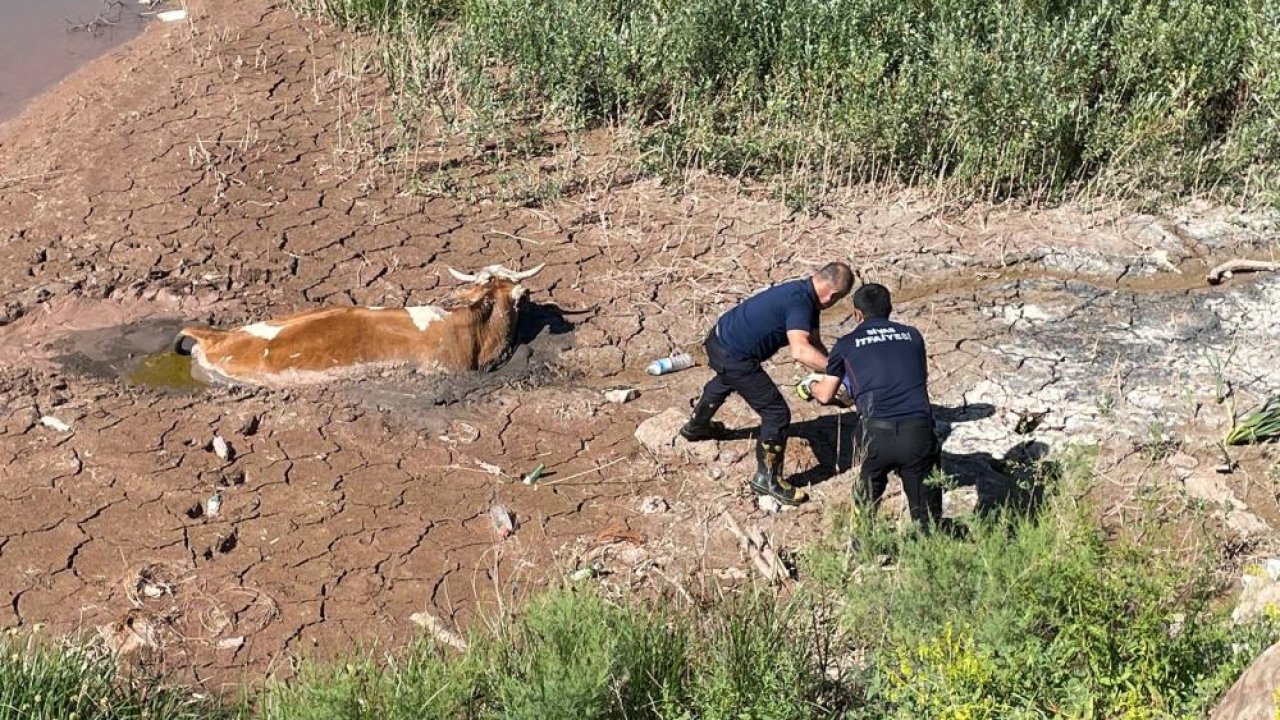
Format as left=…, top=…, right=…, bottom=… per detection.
left=444, top=263, right=546, bottom=370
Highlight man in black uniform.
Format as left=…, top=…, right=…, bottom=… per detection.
left=806, top=283, right=943, bottom=529
left=679, top=262, right=855, bottom=506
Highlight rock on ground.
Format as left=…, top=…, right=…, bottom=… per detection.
left=1211, top=641, right=1280, bottom=720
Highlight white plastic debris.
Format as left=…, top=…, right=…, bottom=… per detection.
left=475, top=460, right=502, bottom=476
left=211, top=434, right=231, bottom=461
left=39, top=416, right=71, bottom=432
left=489, top=504, right=516, bottom=538
left=156, top=9, right=188, bottom=22
left=205, top=491, right=222, bottom=518
left=604, top=388, right=639, bottom=404
left=569, top=562, right=605, bottom=582
left=216, top=636, right=245, bottom=651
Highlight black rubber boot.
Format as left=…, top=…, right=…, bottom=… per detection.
left=679, top=395, right=727, bottom=441
left=749, top=440, right=807, bottom=506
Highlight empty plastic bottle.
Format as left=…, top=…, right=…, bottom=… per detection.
left=647, top=352, right=695, bottom=376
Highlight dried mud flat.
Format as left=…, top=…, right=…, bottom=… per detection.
left=1, top=0, right=1279, bottom=691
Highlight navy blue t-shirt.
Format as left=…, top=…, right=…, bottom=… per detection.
left=715, top=279, right=820, bottom=363
left=826, top=318, right=931, bottom=419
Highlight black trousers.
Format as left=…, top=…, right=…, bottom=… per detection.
left=699, top=330, right=790, bottom=445
left=858, top=417, right=942, bottom=524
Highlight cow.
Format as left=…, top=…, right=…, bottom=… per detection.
left=173, top=263, right=545, bottom=387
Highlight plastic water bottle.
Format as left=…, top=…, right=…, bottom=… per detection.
left=647, top=352, right=694, bottom=376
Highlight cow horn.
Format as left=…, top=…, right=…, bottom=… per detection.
left=502, top=263, right=546, bottom=281
left=448, top=267, right=481, bottom=282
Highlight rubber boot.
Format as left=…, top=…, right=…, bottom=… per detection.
left=749, top=440, right=807, bottom=506
left=679, top=395, right=727, bottom=441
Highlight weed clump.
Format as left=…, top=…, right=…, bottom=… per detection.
left=297, top=0, right=1280, bottom=205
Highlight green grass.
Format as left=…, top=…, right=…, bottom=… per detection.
left=4, top=458, right=1277, bottom=718
left=295, top=0, right=1280, bottom=206
left=0, top=632, right=230, bottom=720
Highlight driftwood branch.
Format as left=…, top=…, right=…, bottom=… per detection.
left=409, top=611, right=468, bottom=651
left=1206, top=259, right=1280, bottom=285
left=721, top=512, right=791, bottom=584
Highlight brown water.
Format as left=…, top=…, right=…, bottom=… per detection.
left=0, top=0, right=147, bottom=124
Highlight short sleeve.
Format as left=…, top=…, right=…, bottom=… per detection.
left=825, top=340, right=847, bottom=377
left=784, top=300, right=815, bottom=333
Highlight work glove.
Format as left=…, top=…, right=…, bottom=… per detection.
left=795, top=373, right=826, bottom=402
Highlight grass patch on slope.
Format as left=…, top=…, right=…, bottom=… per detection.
left=297, top=0, right=1280, bottom=206
left=4, top=455, right=1276, bottom=718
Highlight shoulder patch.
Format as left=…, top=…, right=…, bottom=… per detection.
left=242, top=322, right=282, bottom=340
left=405, top=305, right=447, bottom=331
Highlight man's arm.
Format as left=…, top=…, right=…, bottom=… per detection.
left=810, top=375, right=844, bottom=405
left=786, top=329, right=828, bottom=372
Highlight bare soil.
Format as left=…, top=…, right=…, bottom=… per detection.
left=0, top=0, right=1277, bottom=693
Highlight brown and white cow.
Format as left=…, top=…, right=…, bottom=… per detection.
left=174, top=263, right=545, bottom=386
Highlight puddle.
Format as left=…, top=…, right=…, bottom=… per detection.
left=48, top=317, right=207, bottom=392
left=0, top=0, right=148, bottom=124
left=125, top=351, right=205, bottom=392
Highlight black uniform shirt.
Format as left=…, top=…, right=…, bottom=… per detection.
left=715, top=279, right=820, bottom=363
left=826, top=317, right=931, bottom=419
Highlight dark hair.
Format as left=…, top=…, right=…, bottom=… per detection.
left=815, top=262, right=855, bottom=294
left=853, top=283, right=892, bottom=318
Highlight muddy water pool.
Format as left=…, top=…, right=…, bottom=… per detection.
left=0, top=0, right=146, bottom=123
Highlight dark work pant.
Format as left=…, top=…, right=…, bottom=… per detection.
left=858, top=417, right=942, bottom=525
left=699, top=331, right=791, bottom=444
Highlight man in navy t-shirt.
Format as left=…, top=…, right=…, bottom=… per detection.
left=679, top=262, right=854, bottom=506
left=806, top=283, right=944, bottom=529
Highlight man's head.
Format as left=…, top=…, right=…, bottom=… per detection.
left=852, top=282, right=892, bottom=322
left=811, top=262, right=855, bottom=309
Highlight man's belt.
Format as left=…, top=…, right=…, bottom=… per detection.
left=863, top=417, right=934, bottom=431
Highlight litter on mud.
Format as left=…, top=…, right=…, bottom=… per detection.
left=211, top=434, right=233, bottom=461
left=521, top=463, right=545, bottom=485
left=39, top=415, right=71, bottom=432
left=155, top=9, right=187, bottom=21
left=205, top=491, right=222, bottom=518
left=490, top=504, right=516, bottom=538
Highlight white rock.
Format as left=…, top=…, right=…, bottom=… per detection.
left=1233, top=576, right=1280, bottom=624
left=39, top=416, right=71, bottom=432
left=604, top=388, right=639, bottom=404
left=757, top=496, right=784, bottom=515
left=638, top=496, right=669, bottom=514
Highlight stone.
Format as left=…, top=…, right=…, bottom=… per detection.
left=604, top=388, right=639, bottom=404
left=1210, top=641, right=1280, bottom=720
left=758, top=496, right=784, bottom=515
left=634, top=408, right=718, bottom=462
left=635, top=408, right=686, bottom=455
left=943, top=486, right=978, bottom=518
left=1232, top=576, right=1280, bottom=624
left=1184, top=472, right=1238, bottom=507
left=638, top=496, right=669, bottom=514
left=1165, top=451, right=1199, bottom=474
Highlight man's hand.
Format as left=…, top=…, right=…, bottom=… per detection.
left=786, top=329, right=828, bottom=372
left=810, top=375, right=852, bottom=407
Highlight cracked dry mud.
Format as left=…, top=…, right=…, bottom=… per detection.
left=1, top=0, right=1279, bottom=692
